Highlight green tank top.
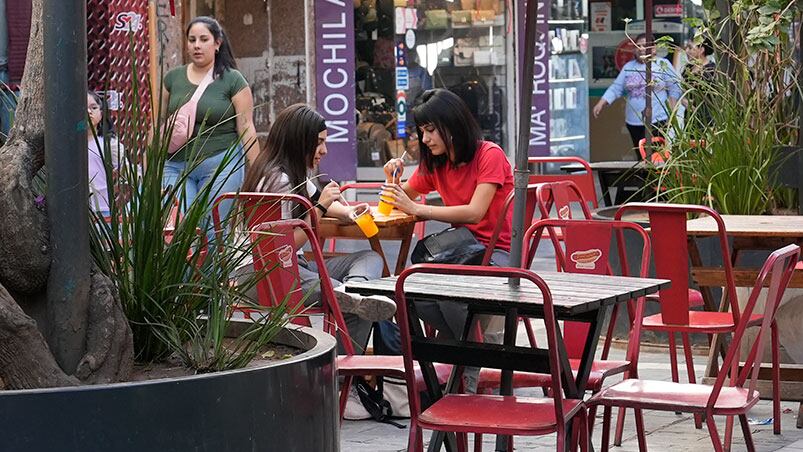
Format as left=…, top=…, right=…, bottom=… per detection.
left=164, top=65, right=249, bottom=161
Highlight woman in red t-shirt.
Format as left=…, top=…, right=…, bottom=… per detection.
left=383, top=88, right=514, bottom=265
left=382, top=89, right=513, bottom=392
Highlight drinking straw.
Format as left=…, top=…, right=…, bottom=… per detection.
left=391, top=150, right=408, bottom=183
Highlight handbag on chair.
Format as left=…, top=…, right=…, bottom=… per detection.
left=411, top=226, right=486, bottom=265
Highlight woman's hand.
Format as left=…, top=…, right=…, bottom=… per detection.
left=318, top=181, right=341, bottom=209
left=383, top=183, right=418, bottom=214
left=383, top=158, right=405, bottom=183
left=592, top=99, right=607, bottom=118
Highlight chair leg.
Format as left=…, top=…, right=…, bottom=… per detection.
left=724, top=413, right=734, bottom=452
left=473, top=433, right=482, bottom=452
left=706, top=413, right=724, bottom=452
left=739, top=414, right=756, bottom=452
left=523, top=317, right=538, bottom=347
left=577, top=410, right=590, bottom=452
left=772, top=321, right=781, bottom=434
left=587, top=403, right=598, bottom=438
left=613, top=406, right=627, bottom=446
left=668, top=333, right=681, bottom=416
left=457, top=433, right=468, bottom=452
left=601, top=405, right=612, bottom=452
left=634, top=408, right=648, bottom=452
left=681, top=333, right=703, bottom=429
left=601, top=304, right=619, bottom=360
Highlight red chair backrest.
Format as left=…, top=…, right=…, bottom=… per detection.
left=615, top=202, right=738, bottom=325
left=523, top=218, right=651, bottom=358
left=252, top=219, right=356, bottom=354
left=481, top=183, right=540, bottom=265
left=535, top=180, right=594, bottom=222
left=394, top=264, right=571, bottom=429
left=528, top=156, right=598, bottom=209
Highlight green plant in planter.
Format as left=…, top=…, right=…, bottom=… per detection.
left=88, top=76, right=301, bottom=370
left=642, top=0, right=801, bottom=214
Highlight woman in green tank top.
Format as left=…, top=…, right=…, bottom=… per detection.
left=160, top=16, right=257, bottom=217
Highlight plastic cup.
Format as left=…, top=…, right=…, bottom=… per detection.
left=377, top=190, right=394, bottom=216
left=350, top=205, right=379, bottom=238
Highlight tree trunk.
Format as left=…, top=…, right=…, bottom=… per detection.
left=0, top=0, right=133, bottom=389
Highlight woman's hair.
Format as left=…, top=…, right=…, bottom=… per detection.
left=186, top=16, right=237, bottom=79
left=410, top=88, right=481, bottom=173
left=242, top=104, right=326, bottom=216
left=87, top=90, right=115, bottom=137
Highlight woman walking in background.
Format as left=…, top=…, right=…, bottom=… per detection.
left=160, top=16, right=257, bottom=213
left=592, top=34, right=682, bottom=153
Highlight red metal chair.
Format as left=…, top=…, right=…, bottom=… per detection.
left=615, top=202, right=782, bottom=434
left=394, top=264, right=589, bottom=452
left=327, top=182, right=428, bottom=255
left=251, top=218, right=451, bottom=422
left=528, top=156, right=599, bottom=210
left=480, top=183, right=540, bottom=266
left=588, top=244, right=800, bottom=452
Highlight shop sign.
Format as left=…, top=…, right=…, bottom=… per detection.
left=590, top=3, right=611, bottom=32
left=315, top=0, right=356, bottom=180
left=396, top=67, right=409, bottom=90
left=518, top=0, right=551, bottom=157
left=112, top=11, right=144, bottom=33
left=397, top=91, right=407, bottom=138
left=655, top=4, right=683, bottom=18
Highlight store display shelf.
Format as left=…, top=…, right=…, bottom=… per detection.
left=549, top=77, right=584, bottom=84
left=548, top=19, right=585, bottom=25
left=550, top=134, right=586, bottom=143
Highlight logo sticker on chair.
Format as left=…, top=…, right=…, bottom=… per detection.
left=277, top=245, right=294, bottom=268
left=559, top=205, right=571, bottom=219
left=570, top=248, right=603, bottom=270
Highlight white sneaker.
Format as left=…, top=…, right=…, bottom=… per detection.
left=334, top=288, right=396, bottom=322
left=344, top=386, right=372, bottom=420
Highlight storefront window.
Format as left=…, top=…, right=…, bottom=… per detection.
left=353, top=0, right=511, bottom=179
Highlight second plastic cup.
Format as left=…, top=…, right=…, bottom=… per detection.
left=350, top=205, right=379, bottom=238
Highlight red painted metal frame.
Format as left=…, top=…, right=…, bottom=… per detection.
left=589, top=244, right=800, bottom=452
left=528, top=156, right=599, bottom=209
left=394, top=264, right=589, bottom=452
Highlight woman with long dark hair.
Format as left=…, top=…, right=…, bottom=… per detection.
left=160, top=16, right=257, bottom=211
left=382, top=88, right=513, bottom=391
left=242, top=104, right=394, bottom=359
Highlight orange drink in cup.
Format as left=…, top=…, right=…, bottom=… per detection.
left=377, top=189, right=394, bottom=216
left=350, top=205, right=379, bottom=238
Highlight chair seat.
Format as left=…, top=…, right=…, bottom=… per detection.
left=642, top=311, right=762, bottom=333
left=337, top=355, right=452, bottom=389
left=477, top=359, right=629, bottom=392
left=418, top=394, right=583, bottom=435
left=589, top=378, right=759, bottom=415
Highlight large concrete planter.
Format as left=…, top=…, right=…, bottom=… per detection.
left=0, top=325, right=338, bottom=452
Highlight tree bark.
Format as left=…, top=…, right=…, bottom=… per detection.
left=0, top=0, right=134, bottom=389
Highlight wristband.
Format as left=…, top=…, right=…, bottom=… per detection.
left=315, top=203, right=328, bottom=215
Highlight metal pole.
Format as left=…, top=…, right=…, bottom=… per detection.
left=508, top=0, right=541, bottom=274
left=644, top=0, right=653, bottom=153
left=44, top=0, right=90, bottom=373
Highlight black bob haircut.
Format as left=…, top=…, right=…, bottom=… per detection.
left=410, top=88, right=482, bottom=173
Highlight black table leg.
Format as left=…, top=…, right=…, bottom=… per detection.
left=494, top=308, right=519, bottom=452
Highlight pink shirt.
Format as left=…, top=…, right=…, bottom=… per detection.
left=408, top=141, right=514, bottom=250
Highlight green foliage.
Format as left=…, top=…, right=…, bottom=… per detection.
left=641, top=0, right=801, bottom=214
left=88, top=69, right=299, bottom=368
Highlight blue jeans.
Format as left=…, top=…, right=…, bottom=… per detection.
left=162, top=147, right=245, bottom=221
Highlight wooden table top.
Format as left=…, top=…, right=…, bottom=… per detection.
left=346, top=271, right=669, bottom=316
left=318, top=207, right=419, bottom=228
left=686, top=215, right=803, bottom=238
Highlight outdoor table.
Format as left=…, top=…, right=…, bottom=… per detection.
left=562, top=161, right=652, bottom=207
left=317, top=207, right=419, bottom=277
left=686, top=215, right=803, bottom=426
left=346, top=270, right=669, bottom=451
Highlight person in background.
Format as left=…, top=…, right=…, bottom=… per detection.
left=592, top=34, right=682, bottom=152
left=87, top=90, right=125, bottom=217
left=160, top=16, right=257, bottom=214
left=382, top=88, right=513, bottom=391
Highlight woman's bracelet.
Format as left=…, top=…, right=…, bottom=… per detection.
left=315, top=203, right=328, bottom=215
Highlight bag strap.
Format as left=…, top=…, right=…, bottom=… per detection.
left=353, top=377, right=405, bottom=428
left=189, top=67, right=214, bottom=103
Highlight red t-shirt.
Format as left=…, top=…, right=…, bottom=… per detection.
left=408, top=141, right=514, bottom=251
